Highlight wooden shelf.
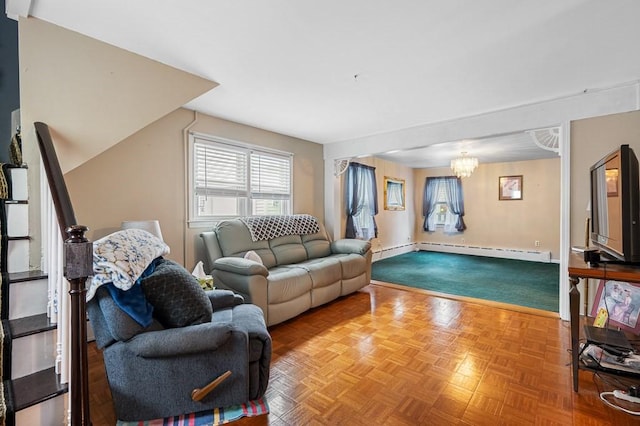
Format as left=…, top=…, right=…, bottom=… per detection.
left=569, top=252, right=640, bottom=282
left=568, top=252, right=640, bottom=392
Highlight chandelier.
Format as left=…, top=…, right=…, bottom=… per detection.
left=450, top=152, right=478, bottom=178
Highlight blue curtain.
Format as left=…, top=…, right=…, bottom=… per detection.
left=422, top=177, right=439, bottom=231
left=443, top=177, right=467, bottom=231
left=345, top=162, right=378, bottom=239
left=422, top=176, right=466, bottom=232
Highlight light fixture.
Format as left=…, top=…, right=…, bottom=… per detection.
left=450, top=152, right=478, bottom=178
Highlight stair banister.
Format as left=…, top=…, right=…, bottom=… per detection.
left=35, top=122, right=91, bottom=425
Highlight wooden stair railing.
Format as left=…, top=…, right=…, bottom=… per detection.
left=35, top=122, right=91, bottom=425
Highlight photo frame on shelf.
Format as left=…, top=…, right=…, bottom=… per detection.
left=498, top=175, right=523, bottom=200
left=383, top=176, right=405, bottom=210
left=590, top=279, right=640, bottom=335
left=606, top=168, right=619, bottom=197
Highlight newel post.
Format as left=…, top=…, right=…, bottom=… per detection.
left=64, top=224, right=92, bottom=425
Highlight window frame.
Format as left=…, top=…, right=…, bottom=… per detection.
left=433, top=184, right=450, bottom=226
left=187, top=132, right=293, bottom=227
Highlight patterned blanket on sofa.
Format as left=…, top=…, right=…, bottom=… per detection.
left=240, top=214, right=319, bottom=241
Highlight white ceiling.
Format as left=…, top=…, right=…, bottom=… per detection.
left=26, top=0, right=640, bottom=168
left=376, top=131, right=559, bottom=168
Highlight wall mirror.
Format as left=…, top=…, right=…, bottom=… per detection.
left=384, top=176, right=405, bottom=210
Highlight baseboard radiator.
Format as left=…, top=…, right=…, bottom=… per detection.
left=372, top=243, right=415, bottom=262
left=417, top=242, right=552, bottom=263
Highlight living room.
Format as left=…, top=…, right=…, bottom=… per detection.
left=5, top=2, right=640, bottom=424
left=11, top=5, right=639, bottom=280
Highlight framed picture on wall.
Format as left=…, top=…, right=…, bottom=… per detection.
left=498, top=175, right=523, bottom=200
left=590, top=280, right=640, bottom=335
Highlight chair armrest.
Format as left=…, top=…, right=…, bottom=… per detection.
left=213, top=257, right=269, bottom=276
left=127, top=322, right=237, bottom=357
left=331, top=239, right=371, bottom=255
left=206, top=289, right=244, bottom=310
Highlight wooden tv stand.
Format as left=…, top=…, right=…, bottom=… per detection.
left=568, top=252, right=640, bottom=391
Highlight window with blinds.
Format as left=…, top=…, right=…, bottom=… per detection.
left=189, top=134, right=292, bottom=223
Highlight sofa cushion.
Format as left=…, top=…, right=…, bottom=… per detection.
left=270, top=235, right=308, bottom=265
left=266, top=266, right=313, bottom=304
left=303, top=240, right=332, bottom=259
left=141, top=258, right=213, bottom=328
left=301, top=222, right=331, bottom=259
left=214, top=220, right=277, bottom=268
left=331, top=253, right=369, bottom=279
left=88, top=286, right=164, bottom=348
left=287, top=257, right=342, bottom=289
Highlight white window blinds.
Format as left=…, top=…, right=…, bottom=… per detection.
left=250, top=151, right=291, bottom=200
left=194, top=141, right=248, bottom=197
left=189, top=134, right=293, bottom=222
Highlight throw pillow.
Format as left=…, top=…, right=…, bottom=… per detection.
left=140, top=258, right=212, bottom=328
left=244, top=250, right=263, bottom=264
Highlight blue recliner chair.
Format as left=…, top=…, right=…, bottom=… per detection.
left=87, top=257, right=272, bottom=421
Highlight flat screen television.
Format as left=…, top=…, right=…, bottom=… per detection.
left=590, top=144, right=640, bottom=263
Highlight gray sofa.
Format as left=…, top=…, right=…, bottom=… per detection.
left=200, top=216, right=372, bottom=326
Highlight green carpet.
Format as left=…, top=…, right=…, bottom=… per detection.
left=371, top=251, right=559, bottom=312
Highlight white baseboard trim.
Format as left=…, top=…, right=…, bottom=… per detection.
left=372, top=243, right=416, bottom=262
left=417, top=242, right=552, bottom=263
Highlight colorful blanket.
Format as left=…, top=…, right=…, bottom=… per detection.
left=240, top=214, right=319, bottom=241
left=117, top=398, right=269, bottom=426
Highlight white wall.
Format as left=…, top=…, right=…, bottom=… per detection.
left=65, top=109, right=325, bottom=270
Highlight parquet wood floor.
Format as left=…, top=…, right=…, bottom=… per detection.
left=88, top=284, right=640, bottom=425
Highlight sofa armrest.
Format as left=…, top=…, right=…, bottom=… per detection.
left=331, top=239, right=371, bottom=255
left=127, top=322, right=238, bottom=358
left=213, top=257, right=269, bottom=276
left=206, top=289, right=244, bottom=309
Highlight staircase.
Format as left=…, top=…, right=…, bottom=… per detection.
left=1, top=165, right=68, bottom=425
